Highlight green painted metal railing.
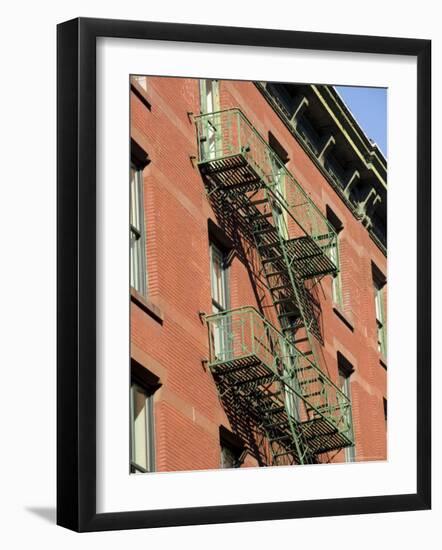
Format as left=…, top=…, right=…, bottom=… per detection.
left=206, top=306, right=353, bottom=442
left=195, top=108, right=338, bottom=259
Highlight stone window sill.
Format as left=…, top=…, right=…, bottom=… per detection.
left=332, top=305, right=354, bottom=332
left=130, top=288, right=164, bottom=324
left=130, top=80, right=152, bottom=110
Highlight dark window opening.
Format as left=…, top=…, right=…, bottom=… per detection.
left=324, top=153, right=347, bottom=190
left=219, top=426, right=245, bottom=468
left=337, top=352, right=355, bottom=463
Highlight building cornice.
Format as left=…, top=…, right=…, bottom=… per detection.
left=255, top=81, right=387, bottom=257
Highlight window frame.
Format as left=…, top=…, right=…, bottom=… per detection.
left=326, top=206, right=344, bottom=308
left=209, top=238, right=231, bottom=361
left=337, top=352, right=355, bottom=463
left=199, top=79, right=220, bottom=114
left=372, top=263, right=387, bottom=358
left=132, top=74, right=147, bottom=91
left=130, top=161, right=147, bottom=296
left=130, top=381, right=156, bottom=474
left=374, top=279, right=387, bottom=357
left=268, top=133, right=290, bottom=240
left=209, top=240, right=230, bottom=314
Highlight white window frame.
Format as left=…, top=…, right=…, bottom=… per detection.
left=199, top=79, right=220, bottom=114
left=132, top=75, right=148, bottom=91
left=374, top=279, right=387, bottom=357
left=330, top=240, right=343, bottom=307
left=209, top=241, right=230, bottom=360
left=130, top=382, right=156, bottom=474
left=338, top=367, right=356, bottom=463
left=130, top=163, right=147, bottom=295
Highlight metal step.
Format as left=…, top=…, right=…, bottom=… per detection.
left=269, top=434, right=291, bottom=443
left=254, top=227, right=275, bottom=235
left=264, top=420, right=289, bottom=429
left=253, top=212, right=273, bottom=219
left=304, top=390, right=322, bottom=398
left=269, top=283, right=292, bottom=291
left=262, top=256, right=282, bottom=264
left=267, top=270, right=287, bottom=277
left=254, top=389, right=281, bottom=397
left=273, top=450, right=295, bottom=459
left=299, top=377, right=319, bottom=386
left=295, top=368, right=313, bottom=378
left=278, top=311, right=298, bottom=318
left=236, top=373, right=276, bottom=388
left=259, top=406, right=286, bottom=415
left=250, top=199, right=269, bottom=206
left=274, top=297, right=296, bottom=305
left=258, top=241, right=279, bottom=251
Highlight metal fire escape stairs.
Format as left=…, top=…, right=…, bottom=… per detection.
left=196, top=108, right=354, bottom=465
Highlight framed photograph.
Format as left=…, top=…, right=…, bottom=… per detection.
left=57, top=17, right=431, bottom=532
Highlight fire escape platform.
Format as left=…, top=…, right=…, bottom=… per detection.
left=195, top=108, right=354, bottom=465
left=299, top=417, right=353, bottom=454
left=196, top=110, right=339, bottom=282
left=210, top=354, right=277, bottom=391
left=284, top=236, right=337, bottom=279
left=199, top=153, right=263, bottom=194
left=211, top=354, right=352, bottom=457
left=205, top=307, right=354, bottom=464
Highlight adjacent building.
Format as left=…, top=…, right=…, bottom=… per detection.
left=129, top=75, right=387, bottom=473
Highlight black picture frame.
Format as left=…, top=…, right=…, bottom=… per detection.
left=57, top=17, right=431, bottom=532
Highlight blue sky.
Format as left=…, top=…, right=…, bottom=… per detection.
left=335, top=86, right=387, bottom=158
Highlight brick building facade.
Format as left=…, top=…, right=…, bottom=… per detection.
left=129, top=75, right=387, bottom=473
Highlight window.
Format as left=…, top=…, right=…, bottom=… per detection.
left=132, top=75, right=147, bottom=91
left=296, top=114, right=321, bottom=155
left=199, top=79, right=220, bottom=114
left=130, top=163, right=146, bottom=295
left=209, top=240, right=230, bottom=359
left=326, top=206, right=343, bottom=308
left=210, top=242, right=229, bottom=314
left=199, top=80, right=221, bottom=160
left=130, top=382, right=156, bottom=473
left=337, top=352, right=355, bottom=463
left=325, top=154, right=346, bottom=190
left=269, top=133, right=289, bottom=240
left=374, top=280, right=387, bottom=356
left=372, top=264, right=387, bottom=357
left=329, top=244, right=342, bottom=306
left=219, top=426, right=244, bottom=468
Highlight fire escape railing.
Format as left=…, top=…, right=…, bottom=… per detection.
left=196, top=108, right=354, bottom=463
left=195, top=108, right=339, bottom=261
left=206, top=306, right=353, bottom=446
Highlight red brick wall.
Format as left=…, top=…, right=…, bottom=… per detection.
left=130, top=77, right=387, bottom=471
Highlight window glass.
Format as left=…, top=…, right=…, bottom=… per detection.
left=133, top=75, right=147, bottom=91
left=374, top=280, right=387, bottom=356
left=330, top=242, right=342, bottom=306
left=200, top=79, right=220, bottom=114
left=130, top=383, right=155, bottom=473
left=209, top=242, right=229, bottom=360
left=220, top=444, right=238, bottom=468
left=338, top=367, right=355, bottom=463
left=130, top=164, right=146, bottom=295
left=326, top=208, right=343, bottom=307
left=210, top=243, right=228, bottom=312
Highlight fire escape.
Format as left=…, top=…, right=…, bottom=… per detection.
left=195, top=108, right=354, bottom=466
